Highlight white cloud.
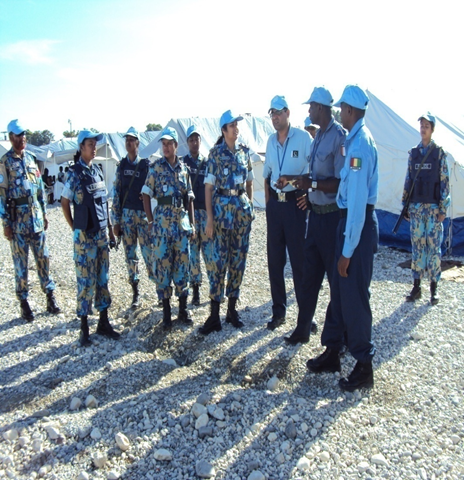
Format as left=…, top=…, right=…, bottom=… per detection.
left=0, top=39, right=60, bottom=65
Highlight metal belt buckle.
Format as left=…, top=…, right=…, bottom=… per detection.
left=231, top=189, right=238, bottom=196
left=278, top=192, right=286, bottom=202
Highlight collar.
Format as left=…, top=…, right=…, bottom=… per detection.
left=78, top=158, right=95, bottom=171
left=274, top=124, right=294, bottom=144
left=126, top=154, right=140, bottom=165
left=161, top=155, right=181, bottom=169
left=346, top=118, right=365, bottom=141
left=418, top=139, right=435, bottom=149
left=9, top=149, right=25, bottom=159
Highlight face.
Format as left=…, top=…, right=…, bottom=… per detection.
left=223, top=121, right=239, bottom=143
left=161, top=138, right=177, bottom=159
left=339, top=103, right=350, bottom=130
left=80, top=138, right=97, bottom=161
left=270, top=108, right=290, bottom=132
left=10, top=132, right=27, bottom=153
left=125, top=136, right=139, bottom=156
left=308, top=102, right=321, bottom=124
left=419, top=119, right=433, bottom=141
left=187, top=133, right=201, bottom=155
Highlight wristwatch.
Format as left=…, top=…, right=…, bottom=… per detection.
left=311, top=180, right=318, bottom=190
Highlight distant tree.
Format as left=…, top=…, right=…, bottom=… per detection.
left=89, top=127, right=100, bottom=133
left=63, top=130, right=79, bottom=138
left=146, top=123, right=162, bottom=131
left=332, top=108, right=342, bottom=123
left=26, top=129, right=55, bottom=146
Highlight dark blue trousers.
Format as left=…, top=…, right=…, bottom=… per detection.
left=293, top=210, right=339, bottom=338
left=323, top=210, right=378, bottom=362
left=266, top=196, right=307, bottom=321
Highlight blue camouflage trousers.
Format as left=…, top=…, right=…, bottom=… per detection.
left=409, top=203, right=443, bottom=282
left=10, top=231, right=55, bottom=300
left=121, top=208, right=154, bottom=284
left=73, top=229, right=111, bottom=316
left=153, top=232, right=190, bottom=300
left=189, top=208, right=213, bottom=286
left=208, top=221, right=252, bottom=303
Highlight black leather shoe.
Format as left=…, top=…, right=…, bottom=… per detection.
left=306, top=348, right=341, bottom=373
left=20, top=299, right=34, bottom=321
left=310, top=320, right=317, bottom=334
left=199, top=300, right=222, bottom=335
left=178, top=296, right=193, bottom=325
left=79, top=315, right=92, bottom=347
left=96, top=309, right=121, bottom=339
left=284, top=333, right=309, bottom=345
left=131, top=281, right=140, bottom=309
left=226, top=297, right=244, bottom=328
left=191, top=284, right=200, bottom=306
left=339, top=361, right=374, bottom=391
left=406, top=279, right=421, bottom=302
left=162, top=298, right=172, bottom=330
left=267, top=316, right=286, bottom=330
left=430, top=281, right=439, bottom=306
left=46, top=291, right=61, bottom=314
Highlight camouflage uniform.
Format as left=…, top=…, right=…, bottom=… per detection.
left=204, top=141, right=254, bottom=302
left=183, top=153, right=212, bottom=287
left=111, top=155, right=154, bottom=283
left=141, top=156, right=193, bottom=300
left=402, top=141, right=450, bottom=282
left=0, top=149, right=56, bottom=300
left=61, top=159, right=112, bottom=316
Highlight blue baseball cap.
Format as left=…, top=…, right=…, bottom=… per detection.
left=124, top=126, right=139, bottom=139
left=268, top=95, right=288, bottom=113
left=7, top=119, right=27, bottom=135
left=304, top=117, right=312, bottom=127
left=303, top=86, right=334, bottom=107
left=334, top=85, right=369, bottom=110
left=186, top=124, right=201, bottom=139
left=219, top=110, right=243, bottom=129
left=418, top=112, right=436, bottom=126
left=78, top=129, right=103, bottom=146
left=158, top=126, right=178, bottom=143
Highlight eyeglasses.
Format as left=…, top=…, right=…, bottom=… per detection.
left=269, top=108, right=287, bottom=118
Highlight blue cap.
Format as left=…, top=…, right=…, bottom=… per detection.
left=268, top=95, right=288, bottom=113
left=304, top=117, right=312, bottom=127
left=334, top=85, right=369, bottom=110
left=124, top=126, right=139, bottom=139
left=78, top=129, right=103, bottom=146
left=303, top=86, right=334, bottom=107
left=158, top=126, right=178, bottom=143
left=186, top=124, right=201, bottom=139
left=7, top=119, right=27, bottom=135
left=219, top=110, right=244, bottom=129
left=418, top=112, right=436, bottom=126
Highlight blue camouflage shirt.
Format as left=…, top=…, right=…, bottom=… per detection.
left=0, top=148, right=47, bottom=234
left=336, top=118, right=378, bottom=258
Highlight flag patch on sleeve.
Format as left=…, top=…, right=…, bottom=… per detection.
left=350, top=157, right=362, bottom=170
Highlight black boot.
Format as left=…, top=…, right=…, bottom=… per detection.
left=226, top=297, right=244, bottom=328
left=131, top=281, right=140, bottom=309
left=96, top=309, right=120, bottom=339
left=306, top=348, right=341, bottom=373
left=406, top=279, right=421, bottom=302
left=178, top=296, right=193, bottom=325
left=79, top=315, right=91, bottom=347
left=339, top=360, right=374, bottom=391
left=430, top=281, right=439, bottom=306
left=192, top=284, right=200, bottom=306
left=46, top=291, right=61, bottom=314
left=162, top=298, right=172, bottom=330
left=20, top=299, right=34, bottom=322
left=199, top=300, right=222, bottom=335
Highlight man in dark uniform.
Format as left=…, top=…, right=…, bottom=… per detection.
left=111, top=127, right=154, bottom=309
left=182, top=125, right=211, bottom=306
left=0, top=119, right=61, bottom=321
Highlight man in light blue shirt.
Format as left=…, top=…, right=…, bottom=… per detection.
left=307, top=85, right=379, bottom=392
left=263, top=95, right=312, bottom=331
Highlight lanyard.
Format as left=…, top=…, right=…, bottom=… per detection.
left=277, top=137, right=289, bottom=176
left=309, top=134, right=323, bottom=176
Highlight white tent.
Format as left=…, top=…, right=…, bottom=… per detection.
left=365, top=91, right=464, bottom=255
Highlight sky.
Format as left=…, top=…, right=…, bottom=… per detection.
left=0, top=0, right=462, bottom=140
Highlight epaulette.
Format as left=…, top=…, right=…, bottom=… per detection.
left=335, top=124, right=347, bottom=137
left=239, top=143, right=250, bottom=152
left=25, top=150, right=37, bottom=160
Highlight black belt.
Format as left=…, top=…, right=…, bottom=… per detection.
left=157, top=196, right=183, bottom=208
left=217, top=188, right=244, bottom=197
left=269, top=187, right=305, bottom=202
left=309, top=203, right=339, bottom=215
left=14, top=194, right=38, bottom=206
left=339, top=204, right=375, bottom=218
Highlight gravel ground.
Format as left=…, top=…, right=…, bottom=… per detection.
left=1, top=205, right=463, bottom=480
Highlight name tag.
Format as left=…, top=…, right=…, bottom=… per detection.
left=86, top=181, right=105, bottom=193
left=124, top=170, right=140, bottom=177
left=416, top=163, right=432, bottom=170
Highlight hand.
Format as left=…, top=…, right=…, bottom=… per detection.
left=296, top=194, right=308, bottom=211
left=44, top=215, right=49, bottom=231
left=206, top=218, right=214, bottom=239
left=3, top=226, right=13, bottom=241
left=338, top=255, right=350, bottom=277
left=293, top=176, right=311, bottom=190
left=275, top=176, right=289, bottom=189
left=191, top=225, right=196, bottom=240
left=438, top=213, right=446, bottom=222
left=113, top=224, right=121, bottom=237
left=404, top=213, right=410, bottom=222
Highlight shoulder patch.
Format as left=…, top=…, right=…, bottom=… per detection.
left=336, top=124, right=347, bottom=137
left=350, top=157, right=362, bottom=171
left=239, top=143, right=249, bottom=152
left=0, top=162, right=8, bottom=188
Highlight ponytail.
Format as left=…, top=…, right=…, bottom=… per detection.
left=215, top=132, right=225, bottom=146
